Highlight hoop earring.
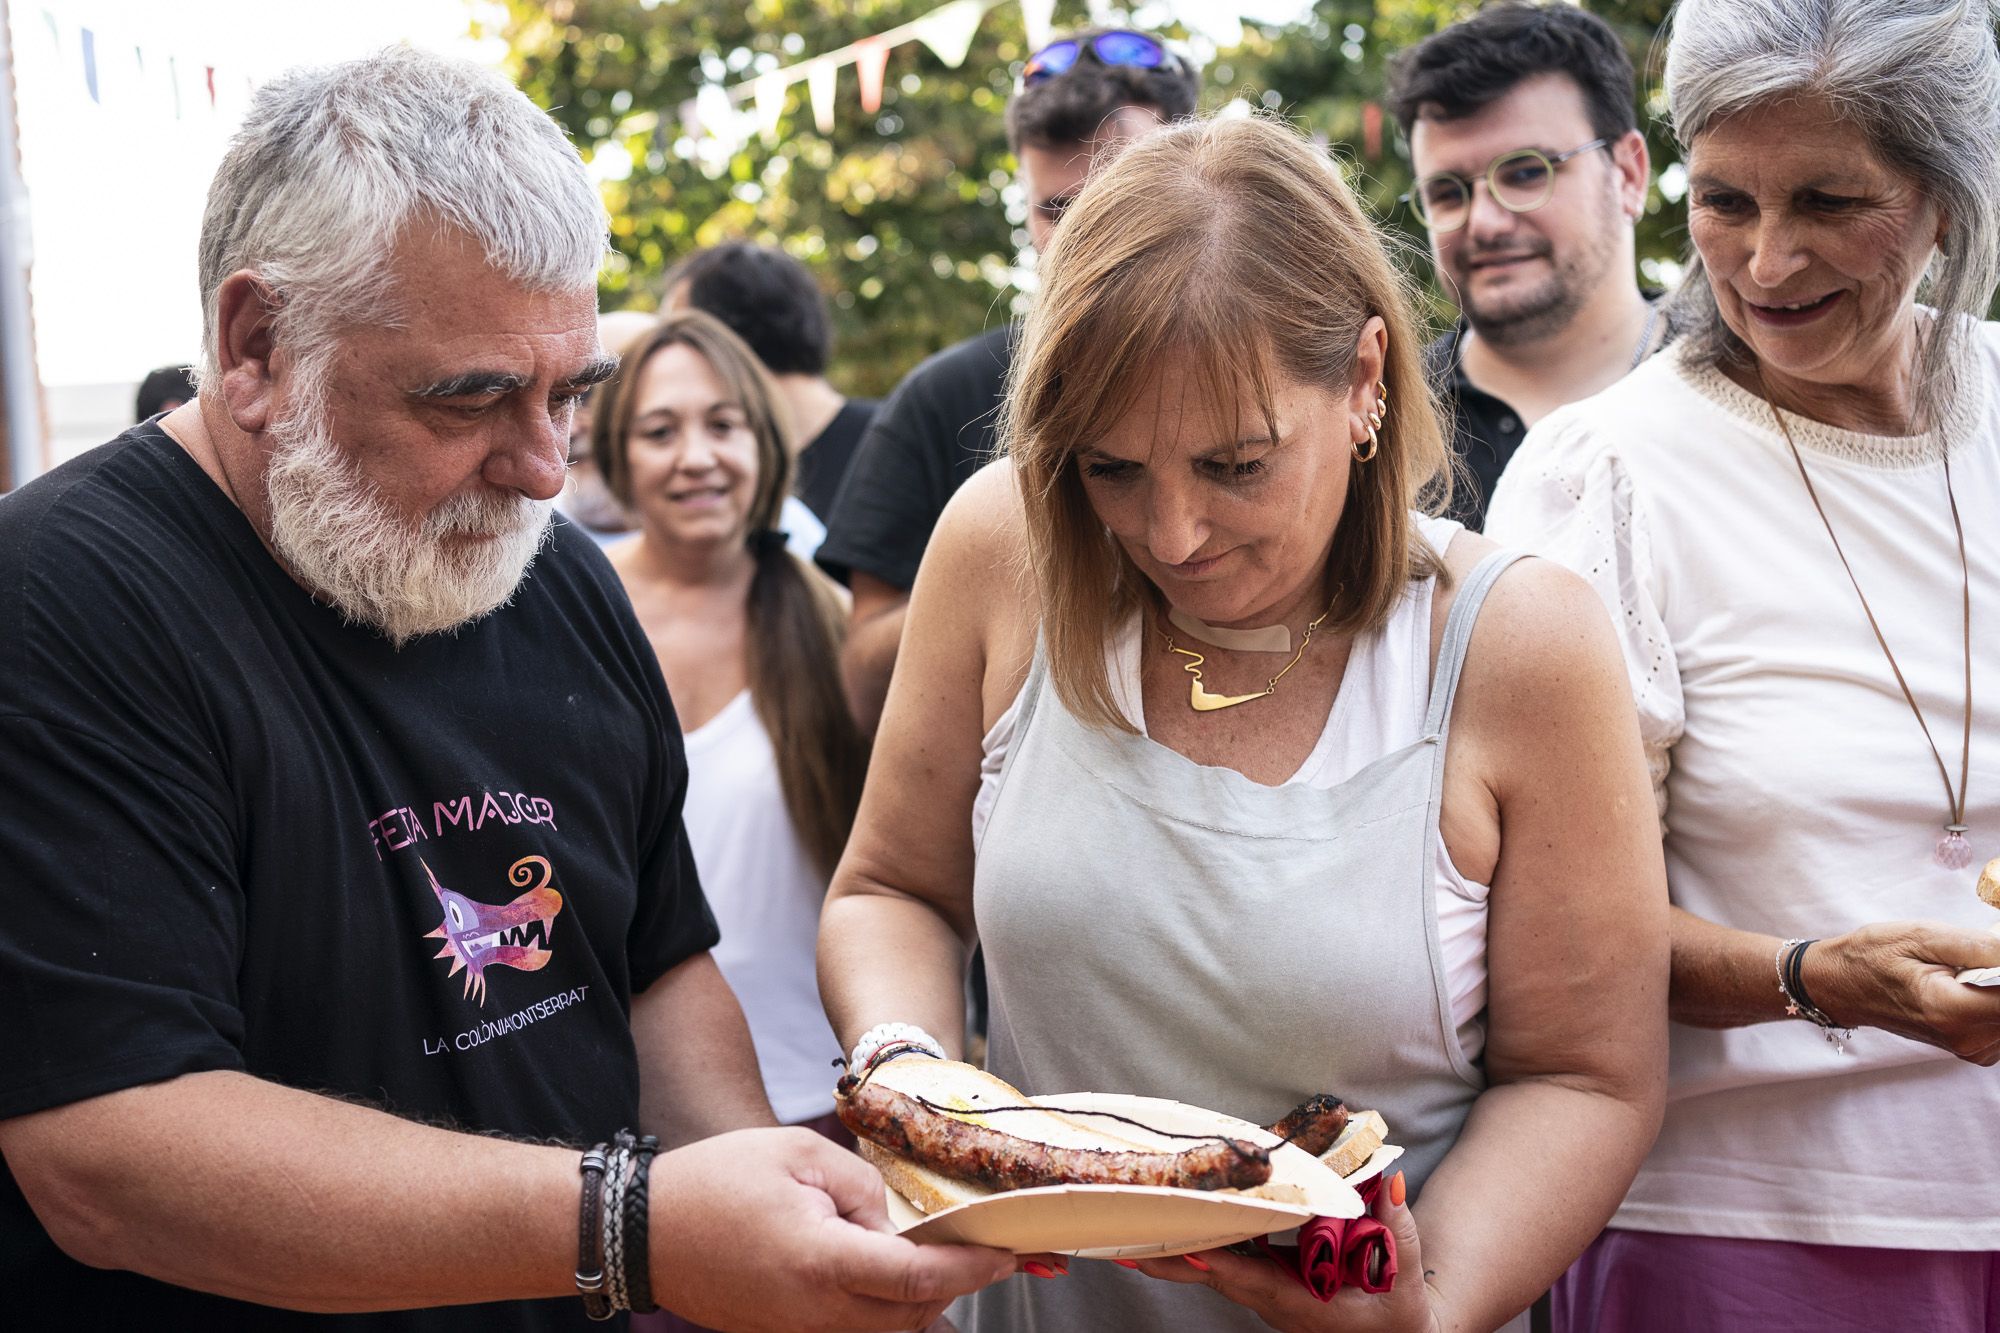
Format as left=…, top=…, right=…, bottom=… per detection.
left=1352, top=382, right=1388, bottom=463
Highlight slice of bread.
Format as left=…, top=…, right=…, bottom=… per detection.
left=1316, top=1109, right=1388, bottom=1179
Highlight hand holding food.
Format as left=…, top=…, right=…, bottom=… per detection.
left=1130, top=1168, right=1437, bottom=1333
left=1806, top=921, right=2000, bottom=1065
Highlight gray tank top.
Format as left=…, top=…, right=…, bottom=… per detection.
left=960, top=549, right=1527, bottom=1333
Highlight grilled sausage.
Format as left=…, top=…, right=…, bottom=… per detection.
left=1267, top=1094, right=1350, bottom=1157
left=835, top=1075, right=1272, bottom=1192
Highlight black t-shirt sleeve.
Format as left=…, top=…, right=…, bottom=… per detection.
left=0, top=715, right=247, bottom=1119
left=605, top=572, right=720, bottom=994
left=625, top=816, right=716, bottom=995
left=813, top=378, right=957, bottom=590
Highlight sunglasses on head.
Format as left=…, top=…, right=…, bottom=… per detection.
left=1021, top=30, right=1179, bottom=85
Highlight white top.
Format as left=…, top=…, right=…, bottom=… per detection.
left=780, top=495, right=826, bottom=564
left=974, top=513, right=1492, bottom=1061
left=681, top=690, right=842, bottom=1124
left=598, top=496, right=824, bottom=566
left=1486, top=326, right=2000, bottom=1247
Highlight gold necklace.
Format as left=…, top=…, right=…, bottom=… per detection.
left=1757, top=369, right=1975, bottom=869
left=1161, top=600, right=1334, bottom=712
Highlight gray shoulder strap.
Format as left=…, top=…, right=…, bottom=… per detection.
left=1422, top=549, right=1530, bottom=739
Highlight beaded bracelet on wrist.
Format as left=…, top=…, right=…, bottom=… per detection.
left=849, top=1021, right=947, bottom=1074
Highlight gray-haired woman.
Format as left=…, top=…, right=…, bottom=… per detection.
left=1487, top=1, right=2000, bottom=1327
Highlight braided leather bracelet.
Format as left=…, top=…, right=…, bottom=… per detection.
left=603, top=1140, right=632, bottom=1314
left=578, top=1131, right=664, bottom=1320
left=622, top=1133, right=663, bottom=1314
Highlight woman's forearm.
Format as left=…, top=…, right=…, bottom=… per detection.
left=1666, top=904, right=1794, bottom=1028
left=1413, top=1077, right=1661, bottom=1333
left=819, top=885, right=974, bottom=1057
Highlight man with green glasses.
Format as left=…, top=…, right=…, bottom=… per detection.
left=1388, top=3, right=1659, bottom=529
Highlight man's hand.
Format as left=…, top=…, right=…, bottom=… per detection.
left=649, top=1128, right=1015, bottom=1332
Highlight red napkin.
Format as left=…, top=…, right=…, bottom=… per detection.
left=1252, top=1176, right=1398, bottom=1301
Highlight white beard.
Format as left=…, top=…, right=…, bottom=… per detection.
left=262, top=399, right=552, bottom=647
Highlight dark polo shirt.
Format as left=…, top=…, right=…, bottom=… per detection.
left=1425, top=295, right=1665, bottom=531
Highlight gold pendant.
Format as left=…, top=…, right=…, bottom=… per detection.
left=1189, top=679, right=1270, bottom=711
left=1170, top=643, right=1271, bottom=711
left=1161, top=596, right=1335, bottom=714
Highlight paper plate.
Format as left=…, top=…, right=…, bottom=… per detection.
left=883, top=1091, right=1366, bottom=1258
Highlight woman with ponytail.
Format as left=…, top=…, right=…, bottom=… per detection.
left=598, top=310, right=867, bottom=1145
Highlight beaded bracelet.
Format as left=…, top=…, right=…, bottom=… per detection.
left=849, top=1021, right=947, bottom=1074
left=1776, top=938, right=1853, bottom=1054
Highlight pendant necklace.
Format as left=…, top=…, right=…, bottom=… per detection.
left=1161, top=599, right=1335, bottom=713
left=1759, top=370, right=1974, bottom=869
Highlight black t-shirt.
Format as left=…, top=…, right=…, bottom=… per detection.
left=0, top=426, right=719, bottom=1330
left=815, top=325, right=1014, bottom=589
left=794, top=397, right=877, bottom=527
left=1424, top=324, right=1521, bottom=533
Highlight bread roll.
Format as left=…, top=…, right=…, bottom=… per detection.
left=1978, top=856, right=2000, bottom=909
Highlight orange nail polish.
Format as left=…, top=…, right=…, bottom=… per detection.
left=1390, top=1171, right=1406, bottom=1207
left=1183, top=1254, right=1211, bottom=1272
left=1024, top=1261, right=1053, bottom=1278
left=1114, top=1259, right=1140, bottom=1269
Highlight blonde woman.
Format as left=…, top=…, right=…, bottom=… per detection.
left=597, top=311, right=867, bottom=1148
left=819, top=114, right=1668, bottom=1333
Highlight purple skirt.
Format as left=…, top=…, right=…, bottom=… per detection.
left=1554, top=1228, right=2000, bottom=1332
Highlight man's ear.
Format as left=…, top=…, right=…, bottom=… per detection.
left=213, top=271, right=283, bottom=433
left=1613, top=128, right=1651, bottom=220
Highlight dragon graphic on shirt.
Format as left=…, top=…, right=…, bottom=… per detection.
left=421, top=856, right=563, bottom=1005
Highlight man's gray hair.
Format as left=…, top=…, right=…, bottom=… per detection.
left=197, top=45, right=606, bottom=390
left=1662, top=0, right=2000, bottom=428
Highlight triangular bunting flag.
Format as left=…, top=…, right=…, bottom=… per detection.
left=694, top=82, right=742, bottom=152
left=1021, top=0, right=1058, bottom=51
left=807, top=61, right=838, bottom=135
left=855, top=36, right=891, bottom=115
left=81, top=28, right=99, bottom=103
left=914, top=0, right=984, bottom=69
left=753, top=73, right=787, bottom=142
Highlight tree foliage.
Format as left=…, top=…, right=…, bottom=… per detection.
left=489, top=1, right=1690, bottom=396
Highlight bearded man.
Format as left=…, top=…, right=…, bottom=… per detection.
left=1387, top=3, right=1660, bottom=529
left=0, top=47, right=1010, bottom=1331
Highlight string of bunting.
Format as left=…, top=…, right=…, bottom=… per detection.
left=719, top=0, right=1014, bottom=144
left=33, top=6, right=254, bottom=117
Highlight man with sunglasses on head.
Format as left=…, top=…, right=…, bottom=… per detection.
left=816, top=27, right=1200, bottom=736
left=1388, top=2, right=1658, bottom=529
